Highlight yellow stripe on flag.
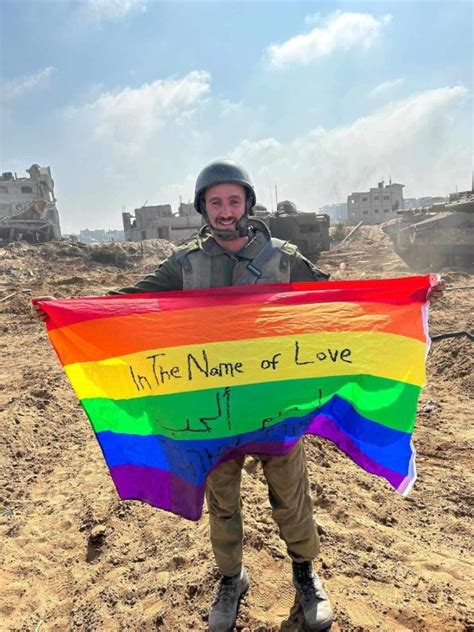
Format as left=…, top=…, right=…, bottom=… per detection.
left=65, top=331, right=426, bottom=400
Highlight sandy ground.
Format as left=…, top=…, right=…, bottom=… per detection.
left=0, top=229, right=473, bottom=632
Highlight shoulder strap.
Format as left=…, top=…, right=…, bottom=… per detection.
left=237, top=237, right=287, bottom=285
left=175, top=240, right=200, bottom=274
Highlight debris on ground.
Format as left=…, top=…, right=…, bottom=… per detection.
left=0, top=228, right=472, bottom=631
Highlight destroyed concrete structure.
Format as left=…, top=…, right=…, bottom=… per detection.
left=0, top=164, right=61, bottom=243
left=347, top=181, right=404, bottom=225
left=122, top=202, right=202, bottom=243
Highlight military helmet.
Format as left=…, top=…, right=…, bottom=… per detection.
left=194, top=159, right=257, bottom=213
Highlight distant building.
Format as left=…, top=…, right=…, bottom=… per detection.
left=79, top=228, right=124, bottom=243
left=178, top=202, right=195, bottom=217
left=0, top=164, right=61, bottom=242
left=319, top=202, right=348, bottom=223
left=404, top=196, right=446, bottom=210
left=122, top=203, right=202, bottom=243
left=347, top=181, right=404, bottom=225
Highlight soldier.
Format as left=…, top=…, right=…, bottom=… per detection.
left=112, top=159, right=334, bottom=632
left=116, top=161, right=330, bottom=292
left=32, top=159, right=445, bottom=632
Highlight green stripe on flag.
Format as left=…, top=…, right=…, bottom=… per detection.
left=82, top=375, right=420, bottom=441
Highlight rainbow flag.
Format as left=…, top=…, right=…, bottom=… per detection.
left=36, top=275, right=434, bottom=520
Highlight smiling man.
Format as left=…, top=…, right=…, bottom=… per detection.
left=116, top=160, right=330, bottom=293
left=30, top=160, right=445, bottom=631
left=113, top=159, right=333, bottom=631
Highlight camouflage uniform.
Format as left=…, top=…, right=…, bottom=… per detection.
left=115, top=221, right=327, bottom=293
left=116, top=220, right=328, bottom=577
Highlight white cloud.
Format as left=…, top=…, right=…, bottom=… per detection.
left=51, top=78, right=470, bottom=232
left=157, top=174, right=197, bottom=207
left=304, top=13, right=321, bottom=26
left=229, top=86, right=469, bottom=210
left=370, top=77, right=405, bottom=98
left=54, top=70, right=240, bottom=230
left=232, top=138, right=282, bottom=161
left=65, top=71, right=211, bottom=155
left=217, top=99, right=244, bottom=117
left=78, top=0, right=147, bottom=24
left=2, top=66, right=55, bottom=101
left=267, top=11, right=392, bottom=68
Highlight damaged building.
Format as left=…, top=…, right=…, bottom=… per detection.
left=122, top=202, right=202, bottom=243
left=347, top=181, right=404, bottom=225
left=0, top=164, right=61, bottom=243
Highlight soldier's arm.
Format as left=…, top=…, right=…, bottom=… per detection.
left=290, top=251, right=330, bottom=283
left=110, top=252, right=184, bottom=294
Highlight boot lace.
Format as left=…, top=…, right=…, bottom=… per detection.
left=215, top=575, right=239, bottom=605
left=294, top=563, right=323, bottom=603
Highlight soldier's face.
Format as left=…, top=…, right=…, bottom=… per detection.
left=204, top=183, right=246, bottom=230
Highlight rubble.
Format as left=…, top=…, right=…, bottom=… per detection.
left=0, top=165, right=61, bottom=243
left=0, top=225, right=472, bottom=631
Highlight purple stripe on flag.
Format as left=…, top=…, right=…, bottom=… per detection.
left=110, top=464, right=205, bottom=521
left=308, top=415, right=410, bottom=490
left=109, top=416, right=413, bottom=522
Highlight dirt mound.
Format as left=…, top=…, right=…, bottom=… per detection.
left=0, top=238, right=176, bottom=309
left=428, top=337, right=473, bottom=392
left=1, top=228, right=473, bottom=631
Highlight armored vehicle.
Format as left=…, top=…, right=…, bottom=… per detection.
left=253, top=200, right=330, bottom=257
left=383, top=190, right=474, bottom=271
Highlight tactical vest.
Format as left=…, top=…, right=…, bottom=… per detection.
left=176, top=236, right=297, bottom=289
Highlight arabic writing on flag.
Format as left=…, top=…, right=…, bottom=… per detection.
left=36, top=275, right=435, bottom=520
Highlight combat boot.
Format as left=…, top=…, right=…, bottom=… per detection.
left=208, top=567, right=249, bottom=632
left=292, top=561, right=333, bottom=631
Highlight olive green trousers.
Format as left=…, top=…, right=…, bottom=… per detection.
left=205, top=439, right=319, bottom=577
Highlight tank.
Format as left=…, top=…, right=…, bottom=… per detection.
left=253, top=200, right=330, bottom=257
left=383, top=190, right=474, bottom=271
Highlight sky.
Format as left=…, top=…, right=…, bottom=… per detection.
left=1, top=0, right=472, bottom=233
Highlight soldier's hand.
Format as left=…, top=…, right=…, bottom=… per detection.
left=31, top=296, right=56, bottom=322
left=427, top=280, right=445, bottom=305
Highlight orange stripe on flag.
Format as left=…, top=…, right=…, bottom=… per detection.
left=50, top=300, right=426, bottom=366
